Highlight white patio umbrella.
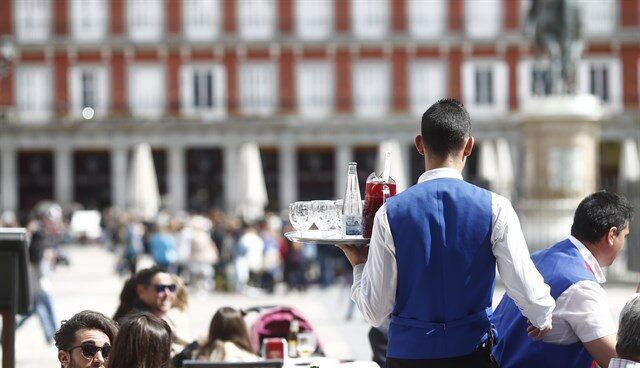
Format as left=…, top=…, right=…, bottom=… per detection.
left=619, top=139, right=640, bottom=183
left=495, top=138, right=515, bottom=200
left=128, top=143, right=160, bottom=221
left=478, top=140, right=499, bottom=191
left=234, top=142, right=268, bottom=223
left=377, top=140, right=409, bottom=193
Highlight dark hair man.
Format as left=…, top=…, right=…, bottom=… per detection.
left=54, top=310, right=118, bottom=368
left=338, top=98, right=555, bottom=367
left=493, top=191, right=633, bottom=368
left=609, top=294, right=640, bottom=367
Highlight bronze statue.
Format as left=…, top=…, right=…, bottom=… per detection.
left=525, top=0, right=583, bottom=94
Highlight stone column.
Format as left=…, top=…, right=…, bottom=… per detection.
left=0, top=146, right=17, bottom=213
left=54, top=146, right=74, bottom=209
left=334, top=143, right=353, bottom=199
left=278, top=138, right=297, bottom=211
left=223, top=143, right=239, bottom=212
left=518, top=95, right=602, bottom=250
left=110, top=145, right=128, bottom=211
left=167, top=144, right=186, bottom=212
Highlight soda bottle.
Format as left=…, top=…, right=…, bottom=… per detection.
left=342, top=162, right=363, bottom=236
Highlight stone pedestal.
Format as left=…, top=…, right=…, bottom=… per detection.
left=518, top=94, right=602, bottom=250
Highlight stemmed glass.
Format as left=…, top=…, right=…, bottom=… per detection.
left=296, top=332, right=317, bottom=358
left=289, top=202, right=313, bottom=233
left=311, top=200, right=335, bottom=235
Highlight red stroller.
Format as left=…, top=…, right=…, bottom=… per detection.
left=243, top=305, right=325, bottom=356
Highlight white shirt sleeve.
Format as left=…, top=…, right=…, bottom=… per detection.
left=543, top=280, right=617, bottom=344
left=351, top=204, right=397, bottom=327
left=491, top=193, right=556, bottom=330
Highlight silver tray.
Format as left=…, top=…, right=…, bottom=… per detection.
left=285, top=230, right=370, bottom=246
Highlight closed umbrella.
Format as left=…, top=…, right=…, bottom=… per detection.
left=478, top=140, right=499, bottom=191
left=235, top=142, right=268, bottom=223
left=128, top=143, right=160, bottom=220
left=377, top=140, right=409, bottom=193
left=619, top=139, right=640, bottom=183
left=495, top=138, right=515, bottom=200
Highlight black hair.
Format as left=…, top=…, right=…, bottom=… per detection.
left=420, top=98, right=471, bottom=158
left=617, top=295, right=640, bottom=359
left=54, top=310, right=118, bottom=352
left=570, top=191, right=633, bottom=243
left=134, top=265, right=169, bottom=287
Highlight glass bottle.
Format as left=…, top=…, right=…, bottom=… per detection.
left=343, top=162, right=363, bottom=236
left=287, top=319, right=300, bottom=358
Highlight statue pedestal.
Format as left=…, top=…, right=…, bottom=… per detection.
left=518, top=94, right=602, bottom=250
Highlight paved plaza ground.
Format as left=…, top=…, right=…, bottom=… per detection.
left=3, top=244, right=639, bottom=367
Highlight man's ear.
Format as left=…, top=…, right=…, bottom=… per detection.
left=415, top=135, right=425, bottom=156
left=463, top=136, right=474, bottom=158
left=58, top=350, right=70, bottom=367
left=607, top=226, right=618, bottom=245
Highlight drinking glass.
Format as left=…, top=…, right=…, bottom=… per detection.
left=289, top=202, right=313, bottom=232
left=296, top=332, right=317, bottom=358
left=332, top=200, right=343, bottom=231
left=311, top=200, right=335, bottom=233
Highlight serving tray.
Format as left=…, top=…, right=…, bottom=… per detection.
left=284, top=230, right=370, bottom=246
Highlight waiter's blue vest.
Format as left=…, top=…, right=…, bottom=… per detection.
left=386, top=178, right=495, bottom=359
left=492, top=239, right=596, bottom=368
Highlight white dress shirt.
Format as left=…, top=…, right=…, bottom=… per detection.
left=350, top=168, right=556, bottom=329
left=608, top=359, right=640, bottom=368
left=540, top=236, right=617, bottom=344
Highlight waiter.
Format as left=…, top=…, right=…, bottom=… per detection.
left=338, top=98, right=555, bottom=368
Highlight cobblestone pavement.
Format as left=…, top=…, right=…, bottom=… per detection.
left=3, top=245, right=638, bottom=368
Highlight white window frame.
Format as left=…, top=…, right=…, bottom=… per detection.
left=239, top=62, right=278, bottom=116
left=578, top=57, right=622, bottom=111
left=70, top=0, right=108, bottom=42
left=237, top=0, right=276, bottom=40
left=182, top=0, right=221, bottom=41
left=409, top=60, right=447, bottom=117
left=127, top=0, right=164, bottom=42
left=15, top=65, right=53, bottom=122
left=351, top=0, right=389, bottom=39
left=128, top=64, right=166, bottom=118
left=462, top=60, right=508, bottom=117
left=517, top=59, right=554, bottom=106
left=465, top=0, right=502, bottom=39
left=579, top=0, right=617, bottom=36
left=68, top=66, right=109, bottom=119
left=295, top=0, right=333, bottom=40
left=352, top=61, right=390, bottom=117
left=296, top=61, right=334, bottom=118
left=14, top=0, right=51, bottom=43
left=180, top=64, right=226, bottom=119
left=407, top=0, right=446, bottom=39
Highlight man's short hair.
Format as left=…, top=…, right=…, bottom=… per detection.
left=616, top=295, right=640, bottom=360
left=134, top=265, right=169, bottom=287
left=570, top=191, right=633, bottom=243
left=54, top=310, right=118, bottom=351
left=420, top=98, right=471, bottom=158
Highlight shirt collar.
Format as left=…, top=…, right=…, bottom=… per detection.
left=568, top=236, right=607, bottom=283
left=417, top=168, right=463, bottom=184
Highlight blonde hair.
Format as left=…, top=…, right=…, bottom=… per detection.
left=172, top=274, right=189, bottom=311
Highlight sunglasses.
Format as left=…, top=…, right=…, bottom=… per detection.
left=69, top=342, right=111, bottom=359
left=153, top=284, right=177, bottom=293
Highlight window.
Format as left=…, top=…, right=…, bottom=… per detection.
left=408, top=0, right=446, bottom=38
left=579, top=58, right=621, bottom=110
left=239, top=62, right=277, bottom=116
left=15, top=66, right=52, bottom=122
left=128, top=65, right=165, bottom=118
left=69, top=66, right=109, bottom=118
left=517, top=60, right=553, bottom=106
left=296, top=62, right=333, bottom=117
left=579, top=0, right=616, bottom=36
left=127, top=0, right=164, bottom=42
left=183, top=0, right=220, bottom=41
left=180, top=65, right=226, bottom=118
left=353, top=61, right=389, bottom=117
left=15, top=0, right=51, bottom=43
left=70, top=0, right=107, bottom=42
left=351, top=0, right=389, bottom=39
left=465, top=0, right=501, bottom=38
left=296, top=0, right=333, bottom=39
left=409, top=61, right=446, bottom=116
left=237, top=0, right=276, bottom=40
left=462, top=61, right=508, bottom=116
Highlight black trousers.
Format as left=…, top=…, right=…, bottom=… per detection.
left=386, top=348, right=498, bottom=368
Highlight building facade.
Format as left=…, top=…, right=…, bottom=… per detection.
left=0, top=0, right=638, bottom=218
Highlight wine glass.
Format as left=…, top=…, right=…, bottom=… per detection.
left=332, top=200, right=343, bottom=231
left=289, top=202, right=313, bottom=232
left=311, top=200, right=335, bottom=234
left=296, top=332, right=317, bottom=358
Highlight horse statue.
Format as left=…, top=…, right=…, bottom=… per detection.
left=525, top=0, right=584, bottom=94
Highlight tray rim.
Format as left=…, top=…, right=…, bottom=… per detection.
left=284, top=230, right=370, bottom=246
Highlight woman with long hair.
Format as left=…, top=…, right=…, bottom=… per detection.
left=193, top=307, right=258, bottom=362
left=107, top=312, right=172, bottom=368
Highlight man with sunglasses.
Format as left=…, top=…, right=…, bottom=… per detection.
left=54, top=310, right=118, bottom=368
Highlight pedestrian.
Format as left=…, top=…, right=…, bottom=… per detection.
left=338, top=98, right=555, bottom=367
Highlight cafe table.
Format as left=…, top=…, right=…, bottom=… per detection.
left=283, top=357, right=378, bottom=367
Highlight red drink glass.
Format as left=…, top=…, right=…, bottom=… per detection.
left=262, top=338, right=287, bottom=359
left=362, top=173, right=396, bottom=238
